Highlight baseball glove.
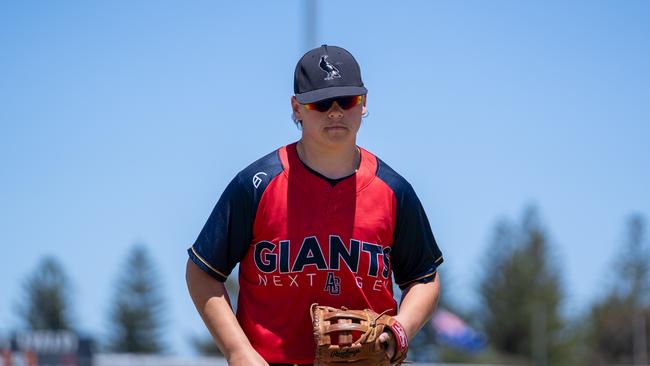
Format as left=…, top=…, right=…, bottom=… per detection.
left=310, top=303, right=408, bottom=366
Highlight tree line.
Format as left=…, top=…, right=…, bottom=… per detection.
left=417, top=206, right=650, bottom=365
left=13, top=245, right=168, bottom=354
left=10, top=206, right=650, bottom=365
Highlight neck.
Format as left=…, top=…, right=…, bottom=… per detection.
left=296, top=139, right=360, bottom=179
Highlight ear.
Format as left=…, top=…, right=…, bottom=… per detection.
left=291, top=96, right=302, bottom=120
left=362, top=94, right=367, bottom=115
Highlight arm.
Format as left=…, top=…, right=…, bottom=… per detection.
left=394, top=274, right=441, bottom=339
left=379, top=274, right=441, bottom=357
left=185, top=259, right=268, bottom=366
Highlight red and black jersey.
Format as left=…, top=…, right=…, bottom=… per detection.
left=188, top=142, right=443, bottom=364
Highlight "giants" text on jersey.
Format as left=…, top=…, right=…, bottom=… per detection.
left=253, top=235, right=391, bottom=278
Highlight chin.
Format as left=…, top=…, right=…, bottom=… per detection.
left=324, top=134, right=354, bottom=145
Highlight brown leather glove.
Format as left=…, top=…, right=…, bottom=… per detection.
left=310, top=303, right=408, bottom=365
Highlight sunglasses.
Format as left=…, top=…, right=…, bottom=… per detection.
left=303, top=95, right=363, bottom=112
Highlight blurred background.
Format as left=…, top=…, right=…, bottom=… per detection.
left=1, top=0, right=649, bottom=365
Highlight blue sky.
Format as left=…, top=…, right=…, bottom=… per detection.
left=1, top=0, right=649, bottom=356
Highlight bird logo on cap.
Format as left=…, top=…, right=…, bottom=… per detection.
left=319, top=55, right=341, bottom=80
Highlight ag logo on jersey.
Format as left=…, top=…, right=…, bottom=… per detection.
left=252, top=172, right=267, bottom=189
left=324, top=272, right=341, bottom=295
left=319, top=55, right=341, bottom=80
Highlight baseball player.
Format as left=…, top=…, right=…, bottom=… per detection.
left=186, top=45, right=443, bottom=365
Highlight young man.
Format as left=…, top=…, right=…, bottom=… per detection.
left=186, top=45, right=443, bottom=366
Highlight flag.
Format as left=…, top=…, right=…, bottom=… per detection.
left=431, top=309, right=486, bottom=353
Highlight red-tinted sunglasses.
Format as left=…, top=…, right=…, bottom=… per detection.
left=303, top=95, right=363, bottom=112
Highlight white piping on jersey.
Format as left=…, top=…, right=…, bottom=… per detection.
left=191, top=246, right=228, bottom=279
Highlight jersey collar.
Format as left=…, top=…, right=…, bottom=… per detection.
left=279, top=142, right=377, bottom=193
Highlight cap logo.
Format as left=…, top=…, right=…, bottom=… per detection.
left=319, top=55, right=341, bottom=80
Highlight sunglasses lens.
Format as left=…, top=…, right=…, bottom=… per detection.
left=312, top=100, right=334, bottom=112
left=338, top=96, right=362, bottom=109
left=305, top=95, right=362, bottom=112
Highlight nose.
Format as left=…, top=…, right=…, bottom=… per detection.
left=327, top=101, right=344, bottom=119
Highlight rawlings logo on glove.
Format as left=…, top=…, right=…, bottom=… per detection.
left=310, top=303, right=408, bottom=366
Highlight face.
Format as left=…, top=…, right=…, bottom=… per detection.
left=291, top=95, right=367, bottom=148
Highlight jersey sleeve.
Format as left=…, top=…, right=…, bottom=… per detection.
left=376, top=158, right=443, bottom=290
left=390, top=182, right=443, bottom=289
left=187, top=149, right=285, bottom=282
left=188, top=174, right=254, bottom=281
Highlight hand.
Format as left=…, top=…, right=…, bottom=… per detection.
left=378, top=331, right=396, bottom=360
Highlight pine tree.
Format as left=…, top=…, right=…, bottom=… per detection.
left=15, top=256, right=74, bottom=330
left=586, top=214, right=650, bottom=364
left=106, top=244, right=166, bottom=353
left=477, top=206, right=573, bottom=365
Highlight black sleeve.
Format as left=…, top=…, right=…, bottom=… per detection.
left=187, top=149, right=284, bottom=281
left=188, top=174, right=254, bottom=281
left=390, top=183, right=444, bottom=290
left=376, top=158, right=443, bottom=289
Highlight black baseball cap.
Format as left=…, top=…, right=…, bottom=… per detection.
left=294, top=45, right=368, bottom=104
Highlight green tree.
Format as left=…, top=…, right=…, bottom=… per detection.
left=586, top=214, right=649, bottom=364
left=106, top=244, right=167, bottom=353
left=15, top=256, right=74, bottom=330
left=477, top=206, right=575, bottom=365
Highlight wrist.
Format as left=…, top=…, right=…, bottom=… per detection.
left=392, top=315, right=416, bottom=340
left=389, top=318, right=409, bottom=352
